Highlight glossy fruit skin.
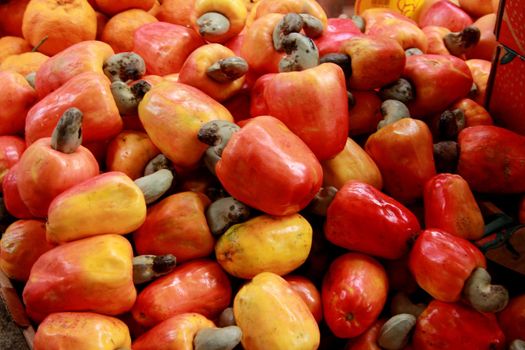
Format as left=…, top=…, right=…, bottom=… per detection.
left=340, top=36, right=406, bottom=91
left=348, top=90, right=383, bottom=136
left=0, top=70, right=37, bottom=136
left=215, top=116, right=323, bottom=216
left=413, top=300, right=505, bottom=350
left=0, top=220, right=54, bottom=281
left=26, top=71, right=122, bottom=145
left=94, top=0, right=155, bottom=16
left=138, top=81, right=233, bottom=170
left=105, top=131, right=160, bottom=180
left=132, top=259, right=231, bottom=328
left=423, top=25, right=453, bottom=56
left=0, top=136, right=25, bottom=186
left=314, top=18, right=362, bottom=56
left=322, top=252, right=388, bottom=338
left=321, top=138, right=383, bottom=190
left=215, top=214, right=312, bottom=279
left=325, top=181, right=420, bottom=259
left=1, top=164, right=34, bottom=219
left=241, top=13, right=284, bottom=75
left=34, top=40, right=114, bottom=99
left=457, top=125, right=525, bottom=193
left=365, top=118, right=436, bottom=204
left=284, top=275, right=323, bottom=323
left=133, top=22, right=205, bottom=76
left=250, top=63, right=349, bottom=160
left=424, top=173, right=485, bottom=240
left=46, top=172, right=147, bottom=244
left=403, top=54, right=473, bottom=118
left=234, top=272, right=320, bottom=350
left=418, top=0, right=473, bottom=32
left=132, top=313, right=214, bottom=350
left=409, top=229, right=486, bottom=302
left=33, top=312, right=132, bottom=350
left=16, top=137, right=100, bottom=218
left=252, top=0, right=327, bottom=27
left=363, top=9, right=428, bottom=52
left=498, top=294, right=525, bottom=342
left=23, top=234, right=136, bottom=323
left=133, top=192, right=214, bottom=262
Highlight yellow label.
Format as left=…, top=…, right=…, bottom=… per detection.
left=355, top=0, right=425, bottom=20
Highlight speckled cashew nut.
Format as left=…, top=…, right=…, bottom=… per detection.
left=111, top=80, right=151, bottom=116
left=379, top=78, right=414, bottom=104
left=279, top=32, right=319, bottom=72
left=463, top=267, right=509, bottom=313
left=50, top=107, right=83, bottom=154
left=193, top=326, right=242, bottom=350
left=272, top=13, right=324, bottom=51
left=197, top=12, right=231, bottom=38
left=134, top=169, right=174, bottom=204
left=207, top=56, right=249, bottom=83
left=132, top=254, right=177, bottom=285
left=205, top=196, right=251, bottom=236
left=103, top=52, right=146, bottom=83
left=444, top=26, right=481, bottom=57
left=378, top=314, right=417, bottom=350
left=198, top=120, right=240, bottom=174
left=307, top=186, right=338, bottom=216
left=377, top=100, right=410, bottom=129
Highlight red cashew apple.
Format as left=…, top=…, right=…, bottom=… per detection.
left=322, top=252, right=388, bottom=338
left=418, top=0, right=473, bottom=32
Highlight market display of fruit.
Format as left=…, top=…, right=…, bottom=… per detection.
left=0, top=0, right=524, bottom=349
